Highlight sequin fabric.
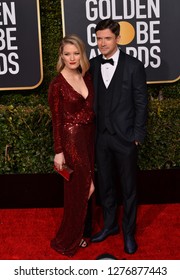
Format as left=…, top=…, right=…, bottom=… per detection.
left=48, top=72, right=95, bottom=256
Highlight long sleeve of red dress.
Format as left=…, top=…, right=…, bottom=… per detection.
left=48, top=72, right=95, bottom=256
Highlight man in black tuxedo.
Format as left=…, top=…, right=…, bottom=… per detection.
left=90, top=19, right=148, bottom=254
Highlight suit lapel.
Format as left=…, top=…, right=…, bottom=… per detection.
left=92, top=55, right=102, bottom=114
left=92, top=51, right=126, bottom=113
left=110, top=51, right=126, bottom=112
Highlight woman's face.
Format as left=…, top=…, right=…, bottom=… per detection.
left=61, top=43, right=81, bottom=70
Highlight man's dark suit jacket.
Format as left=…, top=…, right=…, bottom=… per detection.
left=90, top=50, right=148, bottom=144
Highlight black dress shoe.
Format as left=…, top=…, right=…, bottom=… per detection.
left=91, top=224, right=119, bottom=243
left=124, top=235, right=138, bottom=254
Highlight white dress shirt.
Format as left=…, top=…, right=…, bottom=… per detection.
left=101, top=48, right=120, bottom=88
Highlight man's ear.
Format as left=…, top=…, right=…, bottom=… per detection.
left=116, top=35, right=121, bottom=44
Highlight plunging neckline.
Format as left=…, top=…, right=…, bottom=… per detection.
left=60, top=73, right=89, bottom=100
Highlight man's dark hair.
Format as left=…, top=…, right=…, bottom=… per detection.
left=95, top=19, right=120, bottom=37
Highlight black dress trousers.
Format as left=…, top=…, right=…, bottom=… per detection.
left=96, top=130, right=138, bottom=236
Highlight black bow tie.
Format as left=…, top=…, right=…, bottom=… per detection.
left=101, top=58, right=114, bottom=66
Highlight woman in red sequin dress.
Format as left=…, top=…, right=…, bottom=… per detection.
left=48, top=35, right=95, bottom=256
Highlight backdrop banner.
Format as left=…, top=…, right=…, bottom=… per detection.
left=61, top=0, right=180, bottom=84
left=0, top=0, right=43, bottom=90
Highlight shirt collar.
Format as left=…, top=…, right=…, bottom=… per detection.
left=102, top=48, right=120, bottom=64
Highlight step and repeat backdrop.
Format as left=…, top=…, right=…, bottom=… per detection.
left=0, top=0, right=43, bottom=90
left=61, top=0, right=180, bottom=84
left=0, top=0, right=179, bottom=90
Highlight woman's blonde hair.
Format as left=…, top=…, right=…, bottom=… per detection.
left=57, top=34, right=90, bottom=76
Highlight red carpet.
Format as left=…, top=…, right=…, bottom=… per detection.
left=0, top=204, right=179, bottom=260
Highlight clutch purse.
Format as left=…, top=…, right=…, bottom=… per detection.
left=54, top=164, right=74, bottom=181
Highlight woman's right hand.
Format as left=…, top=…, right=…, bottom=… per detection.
left=54, top=152, right=65, bottom=170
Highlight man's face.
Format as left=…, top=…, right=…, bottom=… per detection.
left=96, top=28, right=120, bottom=58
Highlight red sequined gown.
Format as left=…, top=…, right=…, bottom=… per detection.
left=48, top=72, right=95, bottom=256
